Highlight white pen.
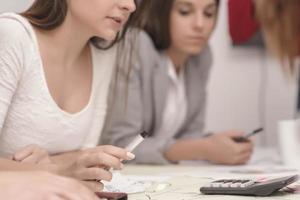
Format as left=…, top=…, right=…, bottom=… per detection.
left=125, top=131, right=149, bottom=152
left=102, top=131, right=150, bottom=191
left=106, top=131, right=149, bottom=172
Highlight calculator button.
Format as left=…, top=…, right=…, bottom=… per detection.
left=231, top=180, right=240, bottom=183
left=240, top=181, right=255, bottom=188
left=221, top=182, right=231, bottom=188
left=241, top=180, right=251, bottom=183
left=243, top=180, right=255, bottom=187
left=230, top=182, right=241, bottom=188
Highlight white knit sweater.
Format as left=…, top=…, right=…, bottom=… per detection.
left=0, top=13, right=116, bottom=157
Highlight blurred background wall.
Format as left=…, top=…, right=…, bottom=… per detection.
left=0, top=0, right=298, bottom=149
left=0, top=0, right=31, bottom=13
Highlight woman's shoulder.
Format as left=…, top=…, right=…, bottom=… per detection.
left=0, top=13, right=33, bottom=47
left=0, top=13, right=35, bottom=74
left=136, top=30, right=156, bottom=49
left=134, top=30, right=162, bottom=65
left=126, top=29, right=160, bottom=58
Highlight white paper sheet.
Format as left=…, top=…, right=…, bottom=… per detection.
left=103, top=172, right=170, bottom=194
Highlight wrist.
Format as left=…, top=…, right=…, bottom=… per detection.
left=164, top=145, right=177, bottom=162
left=196, top=137, right=213, bottom=161
left=41, top=163, right=61, bottom=175
left=51, top=150, right=82, bottom=165
left=165, top=139, right=210, bottom=161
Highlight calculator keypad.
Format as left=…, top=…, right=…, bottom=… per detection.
left=208, top=179, right=256, bottom=188
left=200, top=175, right=299, bottom=196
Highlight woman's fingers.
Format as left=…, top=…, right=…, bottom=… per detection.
left=234, top=151, right=252, bottom=165
left=51, top=181, right=99, bottom=200
left=58, top=146, right=136, bottom=184
left=238, top=142, right=254, bottom=154
left=42, top=173, right=100, bottom=200
left=89, top=145, right=135, bottom=161
left=75, top=167, right=112, bottom=181
left=102, top=145, right=135, bottom=160
left=14, top=144, right=51, bottom=164
left=81, top=180, right=104, bottom=193
left=80, top=152, right=123, bottom=170
left=58, top=181, right=100, bottom=200
left=20, top=155, right=39, bottom=164
left=13, top=144, right=36, bottom=161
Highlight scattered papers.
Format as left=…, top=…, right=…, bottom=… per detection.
left=103, top=172, right=169, bottom=194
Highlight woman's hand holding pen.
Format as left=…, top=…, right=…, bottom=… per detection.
left=54, top=145, right=135, bottom=192
left=11, top=144, right=135, bottom=192
left=203, top=131, right=254, bottom=165
left=9, top=131, right=146, bottom=192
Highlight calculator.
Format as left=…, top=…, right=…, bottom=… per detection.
left=200, top=175, right=299, bottom=196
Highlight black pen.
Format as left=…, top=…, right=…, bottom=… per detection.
left=244, top=127, right=264, bottom=138
left=233, top=127, right=264, bottom=143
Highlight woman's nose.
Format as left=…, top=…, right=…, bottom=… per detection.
left=120, top=0, right=136, bottom=13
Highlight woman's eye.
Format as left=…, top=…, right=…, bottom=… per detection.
left=204, top=11, right=215, bottom=18
left=204, top=7, right=217, bottom=18
left=178, top=9, right=191, bottom=16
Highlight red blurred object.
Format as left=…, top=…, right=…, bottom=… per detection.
left=228, top=0, right=260, bottom=44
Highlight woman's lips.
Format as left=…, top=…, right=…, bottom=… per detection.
left=107, top=16, right=125, bottom=29
left=187, top=36, right=206, bottom=44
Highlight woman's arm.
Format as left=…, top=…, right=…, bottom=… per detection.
left=0, top=171, right=99, bottom=200
left=0, top=21, right=43, bottom=172
left=164, top=138, right=210, bottom=161
left=0, top=158, right=56, bottom=172
left=0, top=19, right=27, bottom=132
left=165, top=132, right=254, bottom=165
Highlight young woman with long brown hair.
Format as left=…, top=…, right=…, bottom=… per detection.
left=0, top=0, right=148, bottom=192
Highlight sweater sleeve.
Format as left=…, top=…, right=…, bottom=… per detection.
left=0, top=18, right=27, bottom=131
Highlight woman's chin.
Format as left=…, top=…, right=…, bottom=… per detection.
left=186, top=46, right=206, bottom=55
left=98, top=30, right=119, bottom=42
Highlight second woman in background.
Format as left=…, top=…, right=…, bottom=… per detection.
left=106, top=0, right=254, bottom=165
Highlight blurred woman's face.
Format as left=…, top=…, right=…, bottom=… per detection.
left=67, top=0, right=136, bottom=41
left=169, top=0, right=217, bottom=55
